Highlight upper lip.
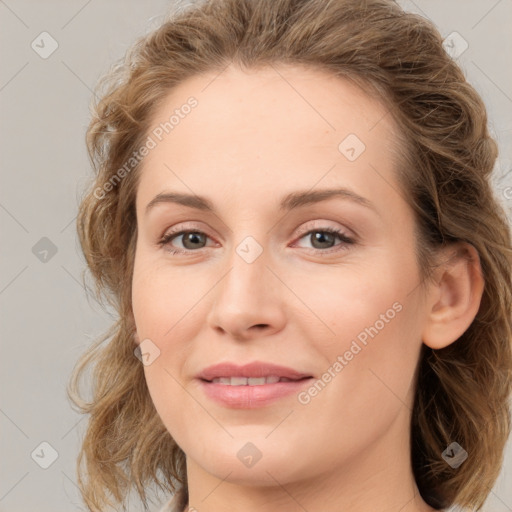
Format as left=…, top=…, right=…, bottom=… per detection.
left=197, top=361, right=313, bottom=382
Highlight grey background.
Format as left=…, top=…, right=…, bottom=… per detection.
left=0, top=1, right=511, bottom=511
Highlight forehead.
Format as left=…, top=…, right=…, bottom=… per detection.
left=136, top=64, right=403, bottom=215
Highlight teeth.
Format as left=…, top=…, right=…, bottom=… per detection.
left=248, top=377, right=266, bottom=385
left=211, top=375, right=285, bottom=386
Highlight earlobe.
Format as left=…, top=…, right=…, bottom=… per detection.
left=422, top=242, right=485, bottom=350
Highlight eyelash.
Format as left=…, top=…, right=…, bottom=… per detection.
left=157, top=225, right=355, bottom=256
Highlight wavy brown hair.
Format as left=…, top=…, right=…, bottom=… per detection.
left=67, top=0, right=512, bottom=510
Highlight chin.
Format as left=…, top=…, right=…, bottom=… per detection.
left=189, top=440, right=313, bottom=487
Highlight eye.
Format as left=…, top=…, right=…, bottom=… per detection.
left=293, top=227, right=355, bottom=254
left=158, top=229, right=213, bottom=254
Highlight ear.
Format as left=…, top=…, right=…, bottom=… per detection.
left=422, top=242, right=484, bottom=350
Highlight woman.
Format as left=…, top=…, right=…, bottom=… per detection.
left=68, top=0, right=512, bottom=511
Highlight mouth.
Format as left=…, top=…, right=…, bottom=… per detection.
left=203, top=375, right=311, bottom=386
left=196, top=362, right=314, bottom=408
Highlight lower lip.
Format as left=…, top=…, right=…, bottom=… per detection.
left=198, top=378, right=314, bottom=409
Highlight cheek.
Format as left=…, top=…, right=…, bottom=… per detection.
left=295, top=251, right=422, bottom=398
left=131, top=258, right=198, bottom=436
left=294, top=298, right=421, bottom=461
left=291, top=257, right=413, bottom=348
left=131, top=255, right=201, bottom=341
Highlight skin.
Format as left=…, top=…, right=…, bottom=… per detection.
left=131, top=64, right=484, bottom=512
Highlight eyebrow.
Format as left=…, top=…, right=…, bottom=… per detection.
left=145, top=188, right=380, bottom=217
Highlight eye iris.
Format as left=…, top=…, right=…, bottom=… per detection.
left=311, top=231, right=335, bottom=249
left=182, top=231, right=206, bottom=249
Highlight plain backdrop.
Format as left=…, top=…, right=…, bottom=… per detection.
left=1, top=1, right=511, bottom=511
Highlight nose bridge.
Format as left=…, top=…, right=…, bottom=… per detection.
left=206, top=232, right=284, bottom=337
left=220, top=234, right=270, bottom=308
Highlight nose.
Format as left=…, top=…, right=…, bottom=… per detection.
left=206, top=239, right=286, bottom=342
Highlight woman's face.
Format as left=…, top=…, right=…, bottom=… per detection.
left=132, top=64, right=430, bottom=490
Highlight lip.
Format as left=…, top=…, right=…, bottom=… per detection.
left=196, top=361, right=312, bottom=381
left=196, top=361, right=314, bottom=409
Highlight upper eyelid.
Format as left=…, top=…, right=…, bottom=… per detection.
left=161, top=219, right=353, bottom=238
left=294, top=220, right=353, bottom=238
